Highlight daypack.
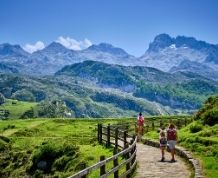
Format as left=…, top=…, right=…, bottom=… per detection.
left=167, top=129, right=177, bottom=140
left=137, top=116, right=144, bottom=126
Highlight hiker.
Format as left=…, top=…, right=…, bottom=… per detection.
left=137, top=112, right=144, bottom=141
left=167, top=123, right=177, bottom=162
left=159, top=130, right=167, bottom=162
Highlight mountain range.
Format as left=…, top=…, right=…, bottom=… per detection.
left=1, top=34, right=218, bottom=80
left=0, top=34, right=218, bottom=117
left=139, top=34, right=218, bottom=80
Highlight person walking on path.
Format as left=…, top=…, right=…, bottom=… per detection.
left=167, top=123, right=178, bottom=162
left=137, top=112, right=144, bottom=142
left=159, top=130, right=167, bottom=162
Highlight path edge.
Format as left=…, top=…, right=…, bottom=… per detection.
left=141, top=138, right=204, bottom=178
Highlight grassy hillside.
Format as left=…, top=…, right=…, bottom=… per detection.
left=179, top=96, right=218, bottom=178
left=0, top=73, right=173, bottom=117
left=56, top=60, right=218, bottom=110
left=0, top=118, right=134, bottom=178
left=0, top=99, right=37, bottom=119
left=1, top=61, right=218, bottom=117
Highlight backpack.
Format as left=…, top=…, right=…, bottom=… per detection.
left=137, top=116, right=144, bottom=126
left=167, top=129, right=177, bottom=140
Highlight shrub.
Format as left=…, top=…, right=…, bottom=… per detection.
left=20, top=107, right=35, bottom=119
left=0, top=136, right=10, bottom=143
left=0, top=93, right=5, bottom=105
left=30, top=141, right=79, bottom=174
left=190, top=122, right=203, bottom=133
left=202, top=108, right=218, bottom=126
left=12, top=89, right=35, bottom=102
left=0, top=136, right=10, bottom=151
left=53, top=155, right=71, bottom=171
left=0, top=139, right=7, bottom=151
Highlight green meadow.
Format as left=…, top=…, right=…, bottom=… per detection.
left=0, top=118, right=135, bottom=178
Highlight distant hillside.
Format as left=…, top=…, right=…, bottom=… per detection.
left=0, top=99, right=37, bottom=119
left=0, top=72, right=171, bottom=118
left=56, top=60, right=218, bottom=111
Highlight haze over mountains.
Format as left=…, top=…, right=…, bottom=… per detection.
left=0, top=34, right=218, bottom=117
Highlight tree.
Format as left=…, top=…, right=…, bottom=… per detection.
left=0, top=93, right=5, bottom=105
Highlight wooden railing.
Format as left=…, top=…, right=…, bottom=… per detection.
left=142, top=117, right=192, bottom=132
left=69, top=124, right=137, bottom=178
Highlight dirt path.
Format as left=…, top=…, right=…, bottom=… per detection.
left=136, top=143, right=191, bottom=178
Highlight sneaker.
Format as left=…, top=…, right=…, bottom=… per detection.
left=170, top=159, right=176, bottom=162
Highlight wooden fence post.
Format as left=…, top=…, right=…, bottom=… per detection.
left=125, top=143, right=130, bottom=178
left=152, top=120, right=155, bottom=130
left=177, top=120, right=180, bottom=129
left=99, top=124, right=102, bottom=144
left=100, top=155, right=106, bottom=176
left=130, top=139, right=134, bottom=165
left=81, top=163, right=87, bottom=178
left=107, top=124, right=111, bottom=147
left=113, top=148, right=119, bottom=178
left=160, top=119, right=163, bottom=129
left=115, top=127, right=118, bottom=149
left=123, top=131, right=127, bottom=149
left=97, top=123, right=100, bottom=142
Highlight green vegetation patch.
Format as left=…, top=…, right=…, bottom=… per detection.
left=0, top=99, right=37, bottom=119
left=0, top=118, right=134, bottom=177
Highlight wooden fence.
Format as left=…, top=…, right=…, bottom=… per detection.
left=69, top=124, right=137, bottom=178
left=142, top=117, right=192, bottom=132
left=119, top=117, right=192, bottom=134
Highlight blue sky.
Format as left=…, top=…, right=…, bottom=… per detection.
left=0, top=0, right=218, bottom=56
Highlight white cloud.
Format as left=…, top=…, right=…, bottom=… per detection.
left=56, top=36, right=92, bottom=50
left=23, top=41, right=45, bottom=53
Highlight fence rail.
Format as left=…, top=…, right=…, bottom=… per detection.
left=69, top=124, right=137, bottom=178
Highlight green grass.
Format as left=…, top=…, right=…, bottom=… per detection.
left=0, top=99, right=37, bottom=119
left=179, top=122, right=218, bottom=178
left=0, top=118, right=136, bottom=178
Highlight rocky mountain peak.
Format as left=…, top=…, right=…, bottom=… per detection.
left=87, top=43, right=130, bottom=57
left=0, top=43, right=28, bottom=56
left=41, top=42, right=69, bottom=53
left=147, top=33, right=174, bottom=52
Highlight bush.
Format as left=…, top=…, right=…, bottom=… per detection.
left=53, top=155, right=71, bottom=171
left=0, top=93, right=5, bottom=105
left=30, top=141, right=79, bottom=174
left=3, top=124, right=15, bottom=131
left=190, top=122, right=203, bottom=133
left=0, top=136, right=10, bottom=151
left=0, top=136, right=10, bottom=143
left=0, top=140, right=7, bottom=151
left=202, top=108, right=218, bottom=126
left=12, top=89, right=35, bottom=102
left=20, top=107, right=35, bottom=119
